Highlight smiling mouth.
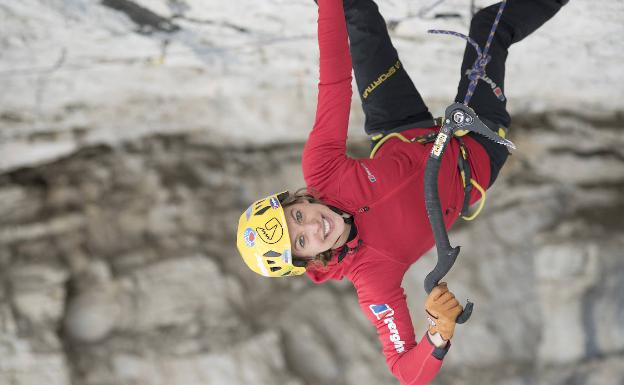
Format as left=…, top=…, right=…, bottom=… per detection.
left=322, top=216, right=331, bottom=239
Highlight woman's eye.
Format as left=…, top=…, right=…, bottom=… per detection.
left=296, top=211, right=302, bottom=222
left=298, top=236, right=305, bottom=248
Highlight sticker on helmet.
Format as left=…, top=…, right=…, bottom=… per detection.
left=269, top=197, right=280, bottom=209
left=283, top=249, right=291, bottom=264
left=244, top=228, right=256, bottom=247
left=256, top=218, right=284, bottom=245
left=245, top=206, right=253, bottom=221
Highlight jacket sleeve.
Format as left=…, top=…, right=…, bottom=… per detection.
left=302, top=0, right=356, bottom=194
left=351, top=261, right=449, bottom=385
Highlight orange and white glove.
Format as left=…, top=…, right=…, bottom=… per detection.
left=425, top=282, right=463, bottom=341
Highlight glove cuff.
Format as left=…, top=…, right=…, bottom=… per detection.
left=427, top=332, right=450, bottom=360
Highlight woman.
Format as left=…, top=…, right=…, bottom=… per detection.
left=237, top=0, right=566, bottom=384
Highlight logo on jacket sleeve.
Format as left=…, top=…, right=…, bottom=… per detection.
left=369, top=304, right=405, bottom=354
left=369, top=304, right=395, bottom=320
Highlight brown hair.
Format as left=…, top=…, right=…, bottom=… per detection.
left=281, top=188, right=334, bottom=267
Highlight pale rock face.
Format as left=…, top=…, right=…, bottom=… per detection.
left=535, top=243, right=600, bottom=364
left=1, top=0, right=622, bottom=172
left=63, top=260, right=118, bottom=342
left=110, top=331, right=303, bottom=385
left=9, top=264, right=69, bottom=325
left=0, top=123, right=621, bottom=385
left=277, top=289, right=389, bottom=384
left=0, top=0, right=623, bottom=385
left=117, top=256, right=237, bottom=331
left=64, top=283, right=121, bottom=343
left=0, top=350, right=70, bottom=385
left=0, top=315, right=70, bottom=385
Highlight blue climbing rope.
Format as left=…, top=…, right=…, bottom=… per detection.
left=428, top=0, right=507, bottom=105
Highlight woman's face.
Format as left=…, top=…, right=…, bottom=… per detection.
left=285, top=200, right=351, bottom=258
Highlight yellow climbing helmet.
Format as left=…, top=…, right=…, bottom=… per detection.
left=236, top=191, right=306, bottom=277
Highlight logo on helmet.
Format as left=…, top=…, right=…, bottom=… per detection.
left=269, top=197, right=280, bottom=209
left=256, top=218, right=284, bottom=244
left=244, top=228, right=256, bottom=247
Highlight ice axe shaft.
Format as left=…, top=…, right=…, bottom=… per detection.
left=424, top=148, right=473, bottom=324
left=423, top=103, right=514, bottom=324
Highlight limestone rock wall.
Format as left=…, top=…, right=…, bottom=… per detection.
left=1, top=0, right=622, bottom=171
left=1, top=112, right=623, bottom=385
left=1, top=0, right=623, bottom=384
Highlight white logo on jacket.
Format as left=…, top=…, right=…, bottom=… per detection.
left=360, top=162, right=377, bottom=183
left=369, top=304, right=405, bottom=354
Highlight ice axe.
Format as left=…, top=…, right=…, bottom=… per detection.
left=423, top=102, right=515, bottom=324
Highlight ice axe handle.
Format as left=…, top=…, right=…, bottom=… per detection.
left=423, top=248, right=474, bottom=324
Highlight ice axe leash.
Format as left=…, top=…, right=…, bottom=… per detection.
left=423, top=1, right=514, bottom=324
left=429, top=0, right=508, bottom=105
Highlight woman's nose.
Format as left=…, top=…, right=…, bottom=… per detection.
left=303, top=219, right=321, bottom=236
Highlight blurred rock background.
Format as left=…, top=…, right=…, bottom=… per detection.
left=0, top=0, right=622, bottom=384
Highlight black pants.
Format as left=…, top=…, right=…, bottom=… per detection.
left=344, top=0, right=565, bottom=185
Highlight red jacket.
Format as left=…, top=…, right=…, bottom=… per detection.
left=304, top=1, right=492, bottom=384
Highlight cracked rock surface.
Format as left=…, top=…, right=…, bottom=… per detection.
left=0, top=1, right=623, bottom=385
left=1, top=115, right=623, bottom=385
left=1, top=0, right=622, bottom=171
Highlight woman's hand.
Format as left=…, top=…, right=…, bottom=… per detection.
left=425, top=282, right=463, bottom=341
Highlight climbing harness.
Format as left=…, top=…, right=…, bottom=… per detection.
left=370, top=129, right=488, bottom=221
left=424, top=0, right=515, bottom=324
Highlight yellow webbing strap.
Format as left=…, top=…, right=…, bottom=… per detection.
left=458, top=143, right=487, bottom=221
left=457, top=125, right=507, bottom=221
left=369, top=133, right=411, bottom=159
left=458, top=125, right=507, bottom=220
left=460, top=172, right=487, bottom=221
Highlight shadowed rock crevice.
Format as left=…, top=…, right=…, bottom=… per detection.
left=550, top=148, right=624, bottom=162
left=102, top=0, right=180, bottom=33
left=172, top=15, right=251, bottom=33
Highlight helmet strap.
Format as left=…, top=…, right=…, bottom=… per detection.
left=292, top=258, right=309, bottom=267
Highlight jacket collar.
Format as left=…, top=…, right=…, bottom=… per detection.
left=305, top=214, right=362, bottom=283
